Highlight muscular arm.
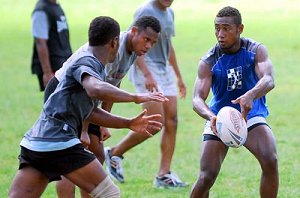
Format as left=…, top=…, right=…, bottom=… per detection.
left=101, top=82, right=120, bottom=112
left=85, top=108, right=162, bottom=135
left=82, top=75, right=167, bottom=104
left=192, top=60, right=215, bottom=121
left=250, top=45, right=275, bottom=99
left=232, top=44, right=275, bottom=119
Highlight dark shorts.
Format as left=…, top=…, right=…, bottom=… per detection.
left=88, top=123, right=101, bottom=138
left=18, top=144, right=95, bottom=182
left=203, top=122, right=270, bottom=142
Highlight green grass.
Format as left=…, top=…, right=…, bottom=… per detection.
left=1, top=0, right=300, bottom=197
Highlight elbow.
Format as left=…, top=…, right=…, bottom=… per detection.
left=269, top=76, right=275, bottom=91
left=85, top=87, right=98, bottom=99
left=192, top=98, right=198, bottom=113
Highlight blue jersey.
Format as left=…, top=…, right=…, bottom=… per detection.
left=201, top=37, right=269, bottom=119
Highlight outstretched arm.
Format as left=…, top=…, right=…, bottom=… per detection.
left=85, top=108, right=162, bottom=136
left=232, top=44, right=275, bottom=119
left=82, top=75, right=168, bottom=104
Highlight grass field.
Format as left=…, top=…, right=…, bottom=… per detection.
left=1, top=0, right=300, bottom=197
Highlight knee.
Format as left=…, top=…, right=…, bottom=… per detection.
left=198, top=169, right=219, bottom=187
left=261, top=153, right=278, bottom=173
left=89, top=177, right=120, bottom=198
left=165, top=115, right=178, bottom=128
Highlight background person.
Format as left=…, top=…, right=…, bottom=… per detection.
left=105, top=0, right=187, bottom=188
left=31, top=0, right=72, bottom=91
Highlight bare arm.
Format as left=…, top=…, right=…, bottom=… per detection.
left=85, top=108, right=162, bottom=136
left=82, top=75, right=168, bottom=104
left=35, top=38, right=54, bottom=86
left=232, top=45, right=275, bottom=119
left=169, top=43, right=186, bottom=98
left=193, top=60, right=219, bottom=134
left=193, top=60, right=215, bottom=121
left=135, top=55, right=158, bottom=92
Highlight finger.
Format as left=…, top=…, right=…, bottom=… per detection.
left=145, top=130, right=154, bottom=137
left=138, top=109, right=147, bottom=117
left=144, top=114, right=162, bottom=120
left=148, top=120, right=163, bottom=128
left=231, top=98, right=239, bottom=104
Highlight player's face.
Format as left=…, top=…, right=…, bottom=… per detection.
left=214, top=16, right=243, bottom=53
left=132, top=27, right=159, bottom=56
left=156, top=0, right=173, bottom=9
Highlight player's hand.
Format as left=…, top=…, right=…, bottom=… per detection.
left=144, top=74, right=158, bottom=92
left=210, top=116, right=218, bottom=136
left=43, top=72, right=54, bottom=87
left=80, top=131, right=90, bottom=148
left=231, top=93, right=254, bottom=120
left=129, top=109, right=162, bottom=137
left=100, top=127, right=111, bottom=143
left=134, top=92, right=169, bottom=104
left=178, top=77, right=187, bottom=99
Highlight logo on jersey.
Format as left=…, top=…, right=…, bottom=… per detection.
left=227, top=66, right=242, bottom=91
left=57, top=16, right=68, bottom=32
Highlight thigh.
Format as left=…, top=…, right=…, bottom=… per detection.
left=244, top=125, right=277, bottom=163
left=9, top=166, right=49, bottom=198
left=142, top=101, right=164, bottom=122
left=65, top=159, right=107, bottom=193
left=200, top=140, right=228, bottom=174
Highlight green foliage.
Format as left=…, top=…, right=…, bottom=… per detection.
left=1, top=0, right=299, bottom=197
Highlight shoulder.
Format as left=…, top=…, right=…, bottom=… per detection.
left=134, top=2, right=155, bottom=17
left=201, top=44, right=222, bottom=67
left=74, top=56, right=101, bottom=67
left=241, top=37, right=261, bottom=53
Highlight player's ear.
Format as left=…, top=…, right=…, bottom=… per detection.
left=111, top=36, right=119, bottom=48
left=238, top=24, right=244, bottom=34
left=131, top=26, right=138, bottom=35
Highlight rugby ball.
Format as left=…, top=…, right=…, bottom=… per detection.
left=216, top=106, right=247, bottom=148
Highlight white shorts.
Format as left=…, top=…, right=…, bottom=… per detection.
left=129, top=63, right=177, bottom=96
left=203, top=116, right=268, bottom=136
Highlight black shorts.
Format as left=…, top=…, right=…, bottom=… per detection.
left=18, top=144, right=95, bottom=182
left=88, top=123, right=101, bottom=138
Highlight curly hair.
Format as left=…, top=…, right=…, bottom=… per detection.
left=133, top=16, right=161, bottom=33
left=89, top=16, right=120, bottom=46
left=216, top=6, right=242, bottom=24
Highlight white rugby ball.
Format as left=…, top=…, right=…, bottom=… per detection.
left=216, top=106, right=247, bottom=148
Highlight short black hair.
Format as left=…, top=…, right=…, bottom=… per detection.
left=88, top=16, right=120, bottom=46
left=216, top=6, right=242, bottom=24
left=133, top=16, right=161, bottom=33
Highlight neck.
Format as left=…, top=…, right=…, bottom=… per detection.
left=154, top=1, right=167, bottom=11
left=48, top=0, right=57, bottom=3
left=222, top=39, right=241, bottom=54
left=89, top=46, right=109, bottom=65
